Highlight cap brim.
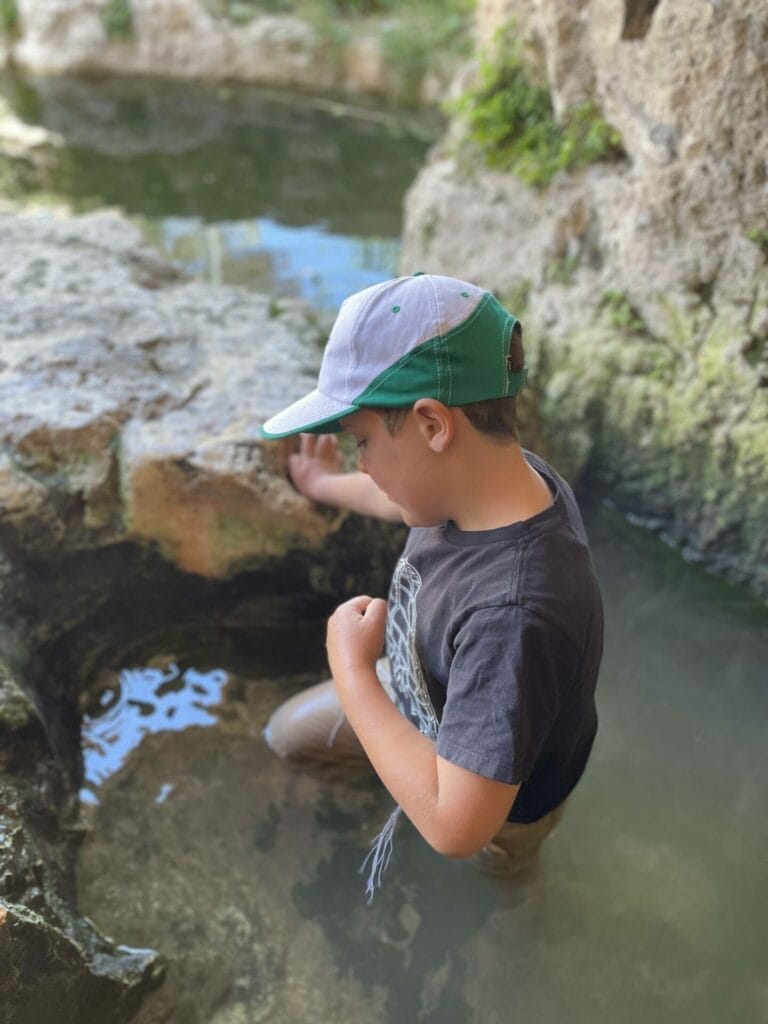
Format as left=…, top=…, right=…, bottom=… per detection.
left=259, top=389, right=359, bottom=439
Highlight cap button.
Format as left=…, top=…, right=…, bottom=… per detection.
left=412, top=271, right=426, bottom=277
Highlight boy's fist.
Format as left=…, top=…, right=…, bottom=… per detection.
left=326, top=596, right=387, bottom=678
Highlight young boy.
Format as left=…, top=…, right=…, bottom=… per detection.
left=260, top=273, right=602, bottom=889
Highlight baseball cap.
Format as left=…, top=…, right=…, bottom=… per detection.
left=260, top=272, right=525, bottom=439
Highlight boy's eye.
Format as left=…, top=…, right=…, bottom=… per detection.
left=355, top=439, right=367, bottom=450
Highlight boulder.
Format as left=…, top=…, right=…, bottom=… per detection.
left=0, top=208, right=338, bottom=578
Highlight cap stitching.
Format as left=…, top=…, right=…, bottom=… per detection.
left=444, top=336, right=453, bottom=404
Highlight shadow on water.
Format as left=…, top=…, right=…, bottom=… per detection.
left=74, top=502, right=768, bottom=1024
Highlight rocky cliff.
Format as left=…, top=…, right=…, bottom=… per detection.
left=2, top=0, right=464, bottom=105
left=403, top=0, right=768, bottom=598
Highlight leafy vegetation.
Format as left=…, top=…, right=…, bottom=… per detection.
left=102, top=0, right=134, bottom=40
left=453, top=24, right=624, bottom=188
left=0, top=0, right=19, bottom=38
left=203, top=0, right=472, bottom=93
left=379, top=1, right=473, bottom=96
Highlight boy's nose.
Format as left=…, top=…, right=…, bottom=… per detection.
left=357, top=453, right=368, bottom=474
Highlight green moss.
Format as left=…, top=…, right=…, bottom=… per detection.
left=453, top=23, right=624, bottom=188
left=532, top=309, right=768, bottom=596
left=600, top=288, right=648, bottom=335
left=102, top=0, right=134, bottom=39
left=747, top=227, right=768, bottom=261
left=502, top=278, right=531, bottom=317
left=0, top=0, right=18, bottom=37
left=546, top=253, right=580, bottom=284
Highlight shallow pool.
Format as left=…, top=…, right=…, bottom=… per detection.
left=0, top=71, right=433, bottom=309
left=76, top=503, right=768, bottom=1024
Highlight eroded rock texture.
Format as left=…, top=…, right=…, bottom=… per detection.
left=404, top=0, right=768, bottom=598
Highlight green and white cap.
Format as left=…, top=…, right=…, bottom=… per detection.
left=260, top=273, right=525, bottom=439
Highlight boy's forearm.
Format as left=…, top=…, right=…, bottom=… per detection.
left=333, top=664, right=446, bottom=842
left=307, top=471, right=403, bottom=522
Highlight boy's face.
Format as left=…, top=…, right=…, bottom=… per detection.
left=339, top=408, right=447, bottom=528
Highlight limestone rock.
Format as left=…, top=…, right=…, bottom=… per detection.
left=0, top=97, right=64, bottom=162
left=9, top=0, right=455, bottom=104
left=0, top=208, right=336, bottom=577
left=403, top=0, right=768, bottom=599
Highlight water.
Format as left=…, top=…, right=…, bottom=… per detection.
left=80, top=662, right=230, bottom=805
left=0, top=71, right=433, bottom=308
left=76, top=504, right=768, bottom=1024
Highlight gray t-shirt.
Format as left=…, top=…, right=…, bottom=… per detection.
left=384, top=452, right=603, bottom=823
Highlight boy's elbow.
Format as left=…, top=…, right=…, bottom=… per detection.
left=422, top=825, right=486, bottom=860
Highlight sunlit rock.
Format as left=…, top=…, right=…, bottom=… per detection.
left=0, top=208, right=338, bottom=575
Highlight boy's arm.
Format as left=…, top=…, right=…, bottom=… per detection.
left=288, top=434, right=403, bottom=522
left=327, top=595, right=520, bottom=857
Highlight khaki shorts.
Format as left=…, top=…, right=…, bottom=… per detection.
left=264, top=671, right=567, bottom=876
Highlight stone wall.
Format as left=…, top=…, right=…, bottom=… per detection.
left=402, top=0, right=768, bottom=599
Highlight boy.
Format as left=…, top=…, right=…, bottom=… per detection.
left=260, top=273, right=602, bottom=890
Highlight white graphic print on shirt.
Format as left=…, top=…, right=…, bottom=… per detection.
left=385, top=556, right=439, bottom=740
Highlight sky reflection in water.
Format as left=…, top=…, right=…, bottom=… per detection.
left=80, top=663, right=228, bottom=805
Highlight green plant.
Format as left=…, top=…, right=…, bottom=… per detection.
left=600, top=288, right=648, bottom=334
left=546, top=253, right=579, bottom=284
left=102, top=0, right=134, bottom=39
left=0, top=0, right=19, bottom=37
left=747, top=227, right=768, bottom=261
left=453, top=24, right=624, bottom=188
left=380, top=0, right=473, bottom=98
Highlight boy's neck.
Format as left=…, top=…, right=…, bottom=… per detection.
left=446, top=437, right=554, bottom=533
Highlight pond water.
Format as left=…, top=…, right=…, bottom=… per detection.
left=76, top=503, right=768, bottom=1024
left=0, top=71, right=433, bottom=308
left=4, top=69, right=766, bottom=1023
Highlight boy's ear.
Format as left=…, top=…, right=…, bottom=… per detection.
left=412, top=399, right=454, bottom=452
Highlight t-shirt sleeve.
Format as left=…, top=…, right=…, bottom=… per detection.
left=434, top=604, right=573, bottom=785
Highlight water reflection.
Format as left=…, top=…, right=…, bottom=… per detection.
left=142, top=215, right=400, bottom=309
left=80, top=662, right=229, bottom=805
left=0, top=71, right=431, bottom=307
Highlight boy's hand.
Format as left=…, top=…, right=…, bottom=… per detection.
left=327, top=596, right=387, bottom=678
left=288, top=433, right=343, bottom=501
